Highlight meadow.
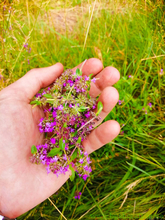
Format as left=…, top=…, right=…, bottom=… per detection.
left=0, top=0, right=165, bottom=219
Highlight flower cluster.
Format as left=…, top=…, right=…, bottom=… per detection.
left=30, top=68, right=103, bottom=182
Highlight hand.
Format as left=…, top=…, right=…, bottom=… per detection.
left=0, top=58, right=120, bottom=218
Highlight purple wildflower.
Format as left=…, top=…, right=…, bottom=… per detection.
left=85, top=76, right=89, bottom=81
left=36, top=93, right=41, bottom=98
left=148, top=102, right=152, bottom=108
left=82, top=174, right=88, bottom=181
left=39, top=127, right=44, bottom=133
left=84, top=151, right=88, bottom=156
left=120, top=131, right=124, bottom=135
left=58, top=105, right=63, bottom=110
left=46, top=166, right=51, bottom=174
left=28, top=48, right=31, bottom=53
left=52, top=111, right=57, bottom=118
left=83, top=165, right=89, bottom=171
left=91, top=78, right=96, bottom=83
left=70, top=128, right=75, bottom=132
left=63, top=154, right=67, bottom=161
left=24, top=43, right=28, bottom=48
left=50, top=138, right=56, bottom=144
left=74, top=192, right=82, bottom=199
left=51, top=156, right=58, bottom=162
left=85, top=112, right=90, bottom=118
left=27, top=59, right=30, bottom=65
left=79, top=158, right=84, bottom=164
left=86, top=157, right=91, bottom=164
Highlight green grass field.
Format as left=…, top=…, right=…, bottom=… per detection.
left=1, top=0, right=165, bottom=219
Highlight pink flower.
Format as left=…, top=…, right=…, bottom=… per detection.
left=50, top=138, right=56, bottom=144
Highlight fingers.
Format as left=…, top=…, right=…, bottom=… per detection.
left=94, top=86, right=119, bottom=126
left=72, top=58, right=103, bottom=76
left=83, top=120, right=120, bottom=154
left=72, top=58, right=120, bottom=98
left=89, top=66, right=120, bottom=97
left=11, top=63, right=64, bottom=102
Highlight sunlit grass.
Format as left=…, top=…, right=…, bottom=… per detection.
left=0, top=0, right=165, bottom=219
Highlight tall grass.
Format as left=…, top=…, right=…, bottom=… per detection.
left=0, top=0, right=165, bottom=219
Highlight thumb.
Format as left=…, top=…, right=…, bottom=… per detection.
left=12, top=63, right=64, bottom=102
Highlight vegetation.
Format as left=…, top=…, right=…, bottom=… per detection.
left=0, top=0, right=165, bottom=219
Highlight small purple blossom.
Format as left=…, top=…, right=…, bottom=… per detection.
left=51, top=156, right=58, bottom=162
left=70, top=128, right=75, bottom=132
left=39, top=127, right=44, bottom=133
left=84, top=151, right=88, bottom=156
left=63, top=154, right=67, bottom=161
left=148, top=102, right=152, bottom=108
left=51, top=138, right=56, bottom=144
left=120, top=131, right=124, bottom=135
left=46, top=166, right=51, bottom=174
left=86, top=157, right=91, bottom=164
left=91, top=78, right=96, bottom=83
left=83, top=165, right=89, bottom=171
left=82, top=174, right=88, bottom=181
left=85, top=76, right=89, bottom=81
left=74, top=192, right=82, bottom=199
left=79, top=158, right=84, bottom=164
left=85, top=112, right=90, bottom=118
left=36, top=93, right=41, bottom=98
left=118, top=100, right=124, bottom=105
left=58, top=105, right=63, bottom=110
left=52, top=111, right=57, bottom=118
left=24, top=43, right=28, bottom=48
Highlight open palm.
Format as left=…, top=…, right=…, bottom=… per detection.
left=0, top=59, right=120, bottom=218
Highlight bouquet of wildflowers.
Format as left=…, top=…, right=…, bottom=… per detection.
left=30, top=67, right=103, bottom=182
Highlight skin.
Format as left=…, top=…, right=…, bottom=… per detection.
left=0, top=58, right=120, bottom=218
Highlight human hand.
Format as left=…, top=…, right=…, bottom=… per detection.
left=0, top=58, right=120, bottom=218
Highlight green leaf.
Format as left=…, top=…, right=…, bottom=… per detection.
left=69, top=165, right=75, bottom=181
left=58, top=151, right=63, bottom=156
left=30, top=100, right=41, bottom=105
left=96, top=101, right=103, bottom=116
left=89, top=73, right=93, bottom=79
left=48, top=148, right=61, bottom=157
left=31, top=145, right=37, bottom=154
left=59, top=138, right=65, bottom=150
left=63, top=122, right=67, bottom=128
left=77, top=137, right=82, bottom=144
left=46, top=100, right=54, bottom=104
left=76, top=68, right=82, bottom=76
left=87, top=93, right=90, bottom=99
left=78, top=106, right=89, bottom=112
left=43, top=94, right=53, bottom=98
left=71, top=149, right=78, bottom=161
left=72, top=131, right=78, bottom=137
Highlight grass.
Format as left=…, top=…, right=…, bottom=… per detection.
left=0, top=0, right=165, bottom=219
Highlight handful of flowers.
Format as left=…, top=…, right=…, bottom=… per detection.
left=30, top=67, right=103, bottom=182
